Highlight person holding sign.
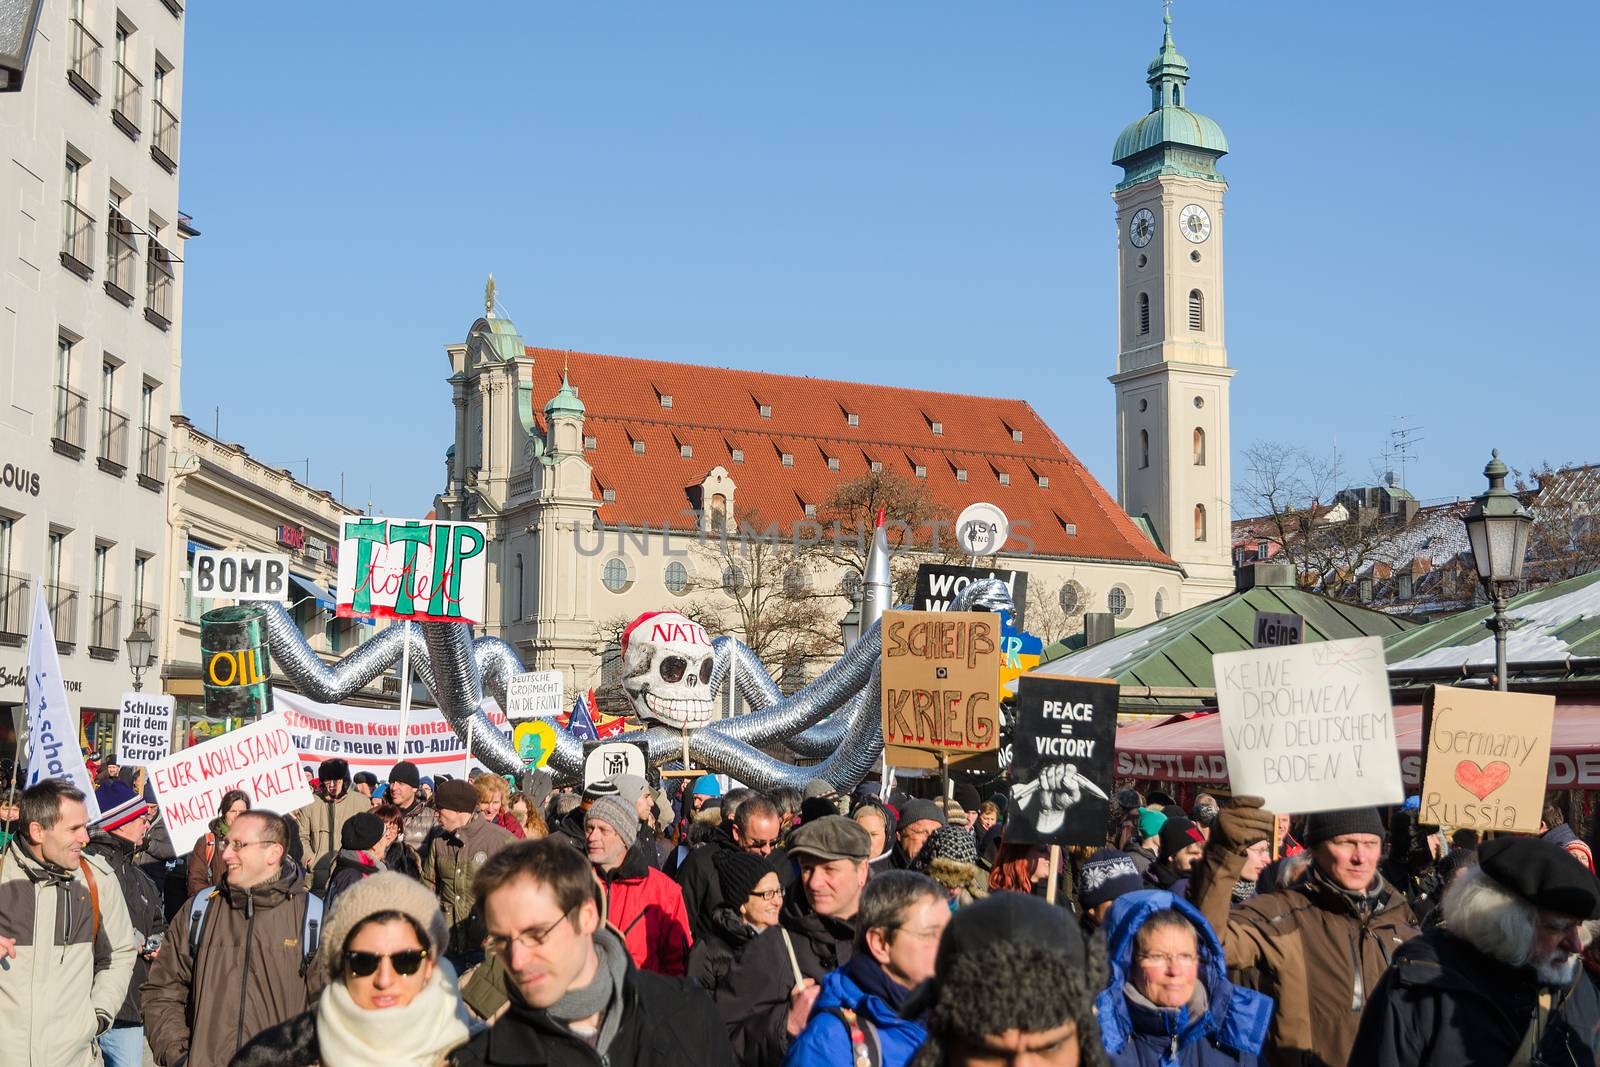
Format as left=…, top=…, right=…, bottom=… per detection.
left=1189, top=797, right=1418, bottom=1067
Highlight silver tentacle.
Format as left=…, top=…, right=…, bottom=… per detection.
left=703, top=623, right=881, bottom=748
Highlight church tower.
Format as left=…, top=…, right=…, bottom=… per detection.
left=1111, top=7, right=1235, bottom=609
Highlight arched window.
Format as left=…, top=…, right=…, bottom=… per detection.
left=1138, top=292, right=1150, bottom=335
left=1193, top=427, right=1206, bottom=466
left=709, top=493, right=727, bottom=530
left=513, top=554, right=524, bottom=619
left=1139, top=428, right=1150, bottom=469
left=1188, top=289, right=1204, bottom=331
left=1154, top=590, right=1166, bottom=618
left=1173, top=85, right=1181, bottom=107
left=1194, top=504, right=1208, bottom=542
left=602, top=557, right=631, bottom=592
left=665, top=561, right=689, bottom=595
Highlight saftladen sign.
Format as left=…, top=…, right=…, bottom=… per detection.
left=192, top=550, right=291, bottom=602
left=880, top=610, right=1000, bottom=754
left=1419, top=685, right=1554, bottom=832
left=1005, top=675, right=1118, bottom=846
left=116, top=691, right=174, bottom=765
left=336, top=517, right=488, bottom=624
left=149, top=712, right=313, bottom=855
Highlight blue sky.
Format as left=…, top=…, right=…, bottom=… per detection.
left=176, top=2, right=1594, bottom=518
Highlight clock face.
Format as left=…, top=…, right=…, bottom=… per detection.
left=1178, top=204, right=1212, bottom=243
left=1128, top=208, right=1156, bottom=248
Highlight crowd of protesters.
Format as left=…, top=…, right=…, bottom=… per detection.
left=9, top=749, right=1600, bottom=1067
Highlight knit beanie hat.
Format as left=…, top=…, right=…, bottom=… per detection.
left=341, top=812, right=384, bottom=851
left=434, top=778, right=479, bottom=814
left=715, top=849, right=775, bottom=905
left=318, top=871, right=450, bottom=982
left=953, top=783, right=984, bottom=813
left=586, top=795, right=639, bottom=848
left=1304, top=807, right=1386, bottom=847
left=92, top=780, right=149, bottom=832
left=913, top=826, right=980, bottom=872
left=388, top=761, right=421, bottom=788
left=1136, top=807, right=1168, bottom=842
left=1078, top=849, right=1143, bottom=910
left=1158, top=817, right=1205, bottom=862
left=691, top=774, right=722, bottom=798
left=611, top=774, right=649, bottom=806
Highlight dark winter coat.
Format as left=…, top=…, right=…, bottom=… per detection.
left=1345, top=925, right=1599, bottom=1067
left=596, top=842, right=693, bottom=976
left=321, top=849, right=380, bottom=909
left=677, top=822, right=739, bottom=940
left=1097, top=889, right=1272, bottom=1067
left=422, top=815, right=517, bottom=961
left=84, top=829, right=165, bottom=1026
left=383, top=837, right=423, bottom=880
left=716, top=892, right=857, bottom=1067
left=687, top=906, right=760, bottom=993
left=397, top=797, right=439, bottom=858
left=187, top=819, right=231, bottom=896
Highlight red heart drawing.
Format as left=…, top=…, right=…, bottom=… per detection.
left=1455, top=760, right=1511, bottom=801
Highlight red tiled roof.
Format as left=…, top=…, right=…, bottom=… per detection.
left=527, top=347, right=1176, bottom=567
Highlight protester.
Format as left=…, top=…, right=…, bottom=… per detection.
left=230, top=872, right=475, bottom=1067
left=679, top=793, right=782, bottom=940
left=1190, top=798, right=1418, bottom=1067
left=853, top=800, right=894, bottom=866
left=905, top=891, right=1105, bottom=1067
left=352, top=771, right=379, bottom=799
left=188, top=789, right=249, bottom=895
left=1540, top=802, right=1595, bottom=872
left=688, top=851, right=781, bottom=992
left=144, top=811, right=324, bottom=1067
left=951, top=784, right=983, bottom=831
left=784, top=870, right=948, bottom=1067
left=614, top=772, right=671, bottom=866
left=422, top=778, right=516, bottom=969
left=373, top=801, right=423, bottom=879
left=1230, top=838, right=1274, bottom=906
left=771, top=785, right=803, bottom=834
left=1348, top=836, right=1600, bottom=1066
left=299, top=758, right=371, bottom=875
left=988, top=842, right=1057, bottom=898
left=1127, top=808, right=1167, bottom=876
left=908, top=825, right=987, bottom=907
left=388, top=761, right=439, bottom=856
left=718, top=815, right=872, bottom=1067
left=323, top=811, right=388, bottom=908
left=586, top=792, right=692, bottom=975
left=449, top=838, right=735, bottom=1066
left=1078, top=849, right=1145, bottom=932
left=85, top=780, right=166, bottom=1067
left=1146, top=816, right=1205, bottom=895
left=888, top=798, right=946, bottom=870
left=976, top=801, right=999, bottom=835
left=0, top=779, right=139, bottom=1067
left=1096, top=890, right=1272, bottom=1067
left=475, top=775, right=527, bottom=840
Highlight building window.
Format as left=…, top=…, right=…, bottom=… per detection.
left=1257, top=540, right=1269, bottom=560
left=709, top=493, right=727, bottom=529
left=998, top=472, right=1010, bottom=486
left=659, top=394, right=673, bottom=409
left=841, top=572, right=863, bottom=599
left=869, top=460, right=883, bottom=473
left=846, top=412, right=859, bottom=426
left=601, top=558, right=631, bottom=593
left=1188, top=289, right=1204, bottom=331
left=758, top=404, right=772, bottom=418
left=601, top=488, right=616, bottom=502
left=914, top=465, right=926, bottom=479
left=731, top=448, right=744, bottom=463
left=781, top=452, right=793, bottom=467
left=632, top=438, right=645, bottom=454
left=112, top=21, right=142, bottom=137
left=1039, top=475, right=1050, bottom=489
left=146, top=218, right=175, bottom=327
left=1194, top=503, right=1207, bottom=541
left=826, top=456, right=839, bottom=471
left=665, top=561, right=689, bottom=595
left=679, top=443, right=692, bottom=458
left=930, top=421, right=944, bottom=436
left=1138, top=292, right=1150, bottom=335
left=1193, top=427, right=1206, bottom=466
left=583, top=435, right=596, bottom=450
left=68, top=1, right=102, bottom=101
left=1154, top=590, right=1166, bottom=618
left=1139, top=429, right=1149, bottom=469
left=803, top=502, right=817, bottom=518
left=1058, top=581, right=1082, bottom=615
left=1397, top=574, right=1414, bottom=600
left=62, top=154, right=94, bottom=273
left=780, top=657, right=805, bottom=696
left=783, top=568, right=807, bottom=596
left=1359, top=578, right=1374, bottom=604
left=151, top=58, right=178, bottom=169
left=513, top=554, right=524, bottom=619
left=722, top=565, right=747, bottom=594
left=1108, top=585, right=1130, bottom=618
left=955, top=468, right=967, bottom=483
left=132, top=554, right=147, bottom=616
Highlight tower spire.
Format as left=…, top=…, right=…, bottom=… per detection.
left=1147, top=0, right=1190, bottom=111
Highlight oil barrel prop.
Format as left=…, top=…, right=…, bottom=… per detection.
left=201, top=605, right=273, bottom=722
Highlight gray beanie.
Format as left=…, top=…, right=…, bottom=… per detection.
left=585, top=794, right=639, bottom=849
left=319, top=871, right=449, bottom=982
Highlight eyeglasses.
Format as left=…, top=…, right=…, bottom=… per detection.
left=220, top=839, right=265, bottom=852
left=748, top=888, right=783, bottom=902
left=742, top=839, right=780, bottom=851
left=1136, top=952, right=1199, bottom=969
left=483, top=905, right=577, bottom=958
left=343, top=949, right=428, bottom=978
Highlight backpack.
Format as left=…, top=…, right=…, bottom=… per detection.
left=823, top=1007, right=882, bottom=1067
left=186, top=886, right=323, bottom=977
left=79, top=859, right=102, bottom=943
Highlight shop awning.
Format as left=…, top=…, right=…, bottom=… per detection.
left=288, top=573, right=337, bottom=612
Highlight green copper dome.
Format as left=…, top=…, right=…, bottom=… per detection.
left=1113, top=10, right=1228, bottom=188
left=544, top=373, right=585, bottom=419
left=476, top=317, right=526, bottom=363
left=1113, top=107, right=1229, bottom=162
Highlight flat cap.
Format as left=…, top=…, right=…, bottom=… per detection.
left=1479, top=836, right=1600, bottom=919
left=787, top=814, right=872, bottom=862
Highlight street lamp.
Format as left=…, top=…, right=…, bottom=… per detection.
left=839, top=586, right=863, bottom=650
left=125, top=617, right=155, bottom=692
left=0, top=1, right=46, bottom=93
left=1461, top=450, right=1534, bottom=692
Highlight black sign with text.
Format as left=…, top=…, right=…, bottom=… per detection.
left=1004, top=675, right=1119, bottom=846
left=912, top=564, right=1029, bottom=629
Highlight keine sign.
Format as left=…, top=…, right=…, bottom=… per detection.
left=1420, top=685, right=1554, bottom=832
left=192, top=550, right=291, bottom=602
left=116, top=692, right=174, bottom=765
left=149, top=712, right=313, bottom=855
left=1005, top=675, right=1118, bottom=847
left=1214, top=636, right=1403, bottom=814
left=274, top=689, right=510, bottom=775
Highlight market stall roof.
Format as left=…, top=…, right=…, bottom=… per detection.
left=1024, top=564, right=1412, bottom=714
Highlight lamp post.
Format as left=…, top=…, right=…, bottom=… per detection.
left=1461, top=450, right=1534, bottom=692
left=0, top=0, right=46, bottom=92
left=839, top=585, right=863, bottom=651
left=124, top=617, right=155, bottom=692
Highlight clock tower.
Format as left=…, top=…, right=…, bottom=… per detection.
left=1111, top=8, right=1235, bottom=609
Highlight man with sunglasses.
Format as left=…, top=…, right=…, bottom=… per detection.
left=677, top=793, right=784, bottom=942
left=143, top=811, right=325, bottom=1067
left=450, top=838, right=734, bottom=1067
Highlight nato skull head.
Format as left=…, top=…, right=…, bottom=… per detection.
left=621, top=610, right=716, bottom=729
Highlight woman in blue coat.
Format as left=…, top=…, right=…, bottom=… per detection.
left=1096, top=889, right=1274, bottom=1067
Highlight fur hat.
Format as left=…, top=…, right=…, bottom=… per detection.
left=318, top=871, right=450, bottom=982
left=318, top=758, right=351, bottom=785
left=912, top=826, right=986, bottom=899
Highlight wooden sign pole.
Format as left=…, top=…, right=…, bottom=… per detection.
left=1045, top=844, right=1061, bottom=905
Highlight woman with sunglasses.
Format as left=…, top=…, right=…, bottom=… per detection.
left=687, top=851, right=781, bottom=992
left=230, top=872, right=477, bottom=1067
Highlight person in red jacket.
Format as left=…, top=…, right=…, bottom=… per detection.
left=587, top=792, right=692, bottom=976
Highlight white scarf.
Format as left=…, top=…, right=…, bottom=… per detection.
left=315, top=960, right=474, bottom=1067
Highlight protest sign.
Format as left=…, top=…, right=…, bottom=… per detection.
left=192, top=550, right=291, bottom=602
left=912, top=564, right=1030, bottom=629
left=149, top=713, right=312, bottom=855
left=880, top=610, right=1000, bottom=754
left=335, top=516, right=488, bottom=624
left=998, top=612, right=1042, bottom=704
left=955, top=502, right=1010, bottom=557
left=1419, top=685, right=1554, bottom=832
left=22, top=583, right=99, bottom=817
left=1004, top=675, right=1118, bottom=846
left=1214, top=635, right=1402, bottom=814
left=274, top=689, right=511, bottom=775
left=1252, top=611, right=1304, bottom=648
left=514, top=720, right=558, bottom=768
left=583, top=739, right=649, bottom=788
left=116, top=692, right=174, bottom=765
left=507, top=670, right=565, bottom=720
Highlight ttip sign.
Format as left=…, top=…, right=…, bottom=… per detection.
left=335, top=517, right=488, bottom=624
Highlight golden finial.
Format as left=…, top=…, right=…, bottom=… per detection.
left=485, top=274, right=496, bottom=319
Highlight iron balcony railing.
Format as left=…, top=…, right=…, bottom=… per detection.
left=152, top=100, right=179, bottom=168
left=90, top=593, right=122, bottom=652
left=146, top=241, right=174, bottom=324
left=54, top=385, right=88, bottom=451
left=113, top=62, right=143, bottom=134
left=62, top=200, right=96, bottom=270
left=0, top=573, right=29, bottom=638
left=99, top=406, right=129, bottom=469
left=47, top=582, right=80, bottom=646
left=68, top=19, right=102, bottom=97
left=106, top=207, right=138, bottom=297
left=139, top=425, right=166, bottom=482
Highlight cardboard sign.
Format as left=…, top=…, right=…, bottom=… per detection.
left=335, top=517, right=488, bottom=624
left=1419, top=685, right=1555, bottom=832
left=583, top=739, right=650, bottom=788
left=149, top=712, right=314, bottom=855
left=514, top=720, right=558, bottom=769
left=912, top=564, right=1030, bottom=629
left=274, top=689, right=510, bottom=774
left=1252, top=611, right=1304, bottom=648
left=116, top=692, right=174, bottom=766
left=1004, top=675, right=1119, bottom=846
left=1213, top=636, right=1403, bottom=814
left=192, top=550, right=291, bottom=603
left=880, top=610, right=1000, bottom=754
left=507, top=671, right=565, bottom=720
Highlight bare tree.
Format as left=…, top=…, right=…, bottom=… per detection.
left=1024, top=580, right=1087, bottom=647
left=813, top=469, right=958, bottom=604
left=1515, top=462, right=1600, bottom=584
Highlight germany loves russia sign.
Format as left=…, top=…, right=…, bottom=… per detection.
left=336, top=517, right=489, bottom=624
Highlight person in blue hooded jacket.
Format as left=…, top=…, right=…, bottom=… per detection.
left=784, top=871, right=949, bottom=1067
left=1096, top=889, right=1274, bottom=1067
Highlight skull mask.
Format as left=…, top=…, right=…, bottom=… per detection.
left=620, top=610, right=715, bottom=729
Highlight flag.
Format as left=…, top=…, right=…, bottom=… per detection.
left=566, top=692, right=600, bottom=742
left=23, top=583, right=100, bottom=818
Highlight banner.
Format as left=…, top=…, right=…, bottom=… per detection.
left=912, top=564, right=1029, bottom=629
left=880, top=610, right=1000, bottom=754
left=507, top=670, right=565, bottom=720
left=149, top=712, right=312, bottom=855
left=116, top=692, right=174, bottom=766
left=1420, top=685, right=1554, bottom=832
left=1213, top=636, right=1403, bottom=814
left=1005, top=675, right=1119, bottom=846
left=22, top=583, right=100, bottom=817
left=192, top=550, right=291, bottom=602
left=335, top=517, right=488, bottom=624
left=274, top=689, right=511, bottom=774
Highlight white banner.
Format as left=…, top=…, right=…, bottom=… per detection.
left=23, top=583, right=100, bottom=817
left=116, top=692, right=174, bottom=766
left=192, top=550, right=292, bottom=602
left=334, top=517, right=488, bottom=624
left=274, top=689, right=510, bottom=775
left=149, top=712, right=313, bottom=855
left=506, top=670, right=565, bottom=720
